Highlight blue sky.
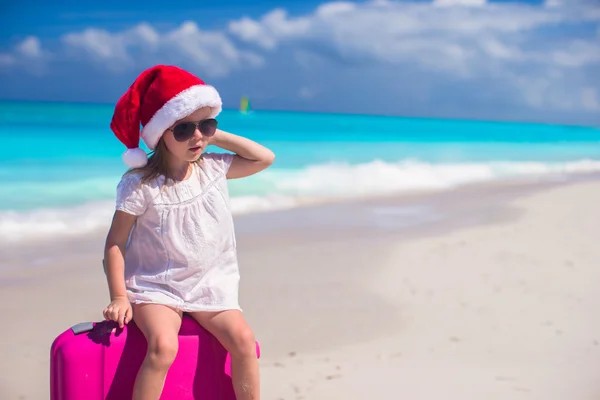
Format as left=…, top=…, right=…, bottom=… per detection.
left=1, top=0, right=599, bottom=126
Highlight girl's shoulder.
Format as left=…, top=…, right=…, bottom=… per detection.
left=118, top=170, right=148, bottom=191
left=199, top=151, right=235, bottom=180
left=115, top=170, right=154, bottom=216
left=120, top=169, right=144, bottom=181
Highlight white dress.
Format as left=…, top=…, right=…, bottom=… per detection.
left=115, top=152, right=241, bottom=312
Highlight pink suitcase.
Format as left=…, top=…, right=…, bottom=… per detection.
left=50, top=314, right=260, bottom=399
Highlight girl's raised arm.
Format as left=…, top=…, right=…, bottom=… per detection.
left=210, top=129, right=275, bottom=179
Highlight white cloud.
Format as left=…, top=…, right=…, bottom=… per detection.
left=545, top=0, right=599, bottom=7
left=0, top=36, right=48, bottom=74
left=226, top=2, right=571, bottom=77
left=510, top=71, right=573, bottom=111
left=61, top=23, right=164, bottom=73
left=549, top=40, right=600, bottom=67
left=581, top=88, right=600, bottom=111
left=60, top=21, right=263, bottom=76
left=225, top=0, right=599, bottom=112
left=16, top=36, right=43, bottom=58
left=62, top=28, right=134, bottom=67
left=298, top=87, right=317, bottom=99
left=228, top=9, right=311, bottom=50
left=163, top=21, right=264, bottom=77
left=433, top=0, right=486, bottom=7
left=1, top=0, right=598, bottom=122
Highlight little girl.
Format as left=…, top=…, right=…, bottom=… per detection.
left=102, top=65, right=274, bottom=400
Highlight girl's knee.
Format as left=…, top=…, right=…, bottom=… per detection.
left=229, top=326, right=256, bottom=359
left=146, top=334, right=178, bottom=370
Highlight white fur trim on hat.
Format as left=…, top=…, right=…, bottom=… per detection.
left=140, top=84, right=222, bottom=150
left=122, top=147, right=149, bottom=168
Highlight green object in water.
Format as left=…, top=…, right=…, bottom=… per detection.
left=239, top=96, right=251, bottom=114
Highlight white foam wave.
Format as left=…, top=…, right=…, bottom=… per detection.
left=0, top=196, right=303, bottom=243
left=1, top=159, right=599, bottom=242
left=0, top=201, right=116, bottom=242
left=269, top=159, right=600, bottom=196
left=230, top=195, right=299, bottom=214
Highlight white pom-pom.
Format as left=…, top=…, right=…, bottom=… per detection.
left=122, top=148, right=148, bottom=168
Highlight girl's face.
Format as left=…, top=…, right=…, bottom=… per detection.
left=162, top=106, right=215, bottom=164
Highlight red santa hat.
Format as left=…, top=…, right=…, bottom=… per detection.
left=110, top=64, right=222, bottom=168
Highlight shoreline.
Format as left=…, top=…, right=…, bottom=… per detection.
left=0, top=171, right=596, bottom=288
left=0, top=175, right=599, bottom=399
left=1, top=171, right=598, bottom=257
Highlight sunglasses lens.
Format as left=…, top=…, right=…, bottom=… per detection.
left=172, top=119, right=218, bottom=141
left=173, top=122, right=196, bottom=142
left=200, top=119, right=217, bottom=136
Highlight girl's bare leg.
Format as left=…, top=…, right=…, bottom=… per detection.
left=189, top=310, right=260, bottom=400
left=131, top=303, right=183, bottom=400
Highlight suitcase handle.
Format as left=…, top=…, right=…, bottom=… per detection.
left=71, top=322, right=95, bottom=335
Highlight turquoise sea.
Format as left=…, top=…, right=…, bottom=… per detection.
left=1, top=100, right=600, bottom=241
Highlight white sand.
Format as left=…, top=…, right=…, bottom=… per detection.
left=257, top=181, right=600, bottom=400
left=0, top=179, right=599, bottom=399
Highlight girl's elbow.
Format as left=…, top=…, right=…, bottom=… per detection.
left=104, top=231, right=129, bottom=256
left=104, top=241, right=123, bottom=258
left=263, top=149, right=275, bottom=166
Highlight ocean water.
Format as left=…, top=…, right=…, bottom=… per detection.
left=1, top=100, right=600, bottom=241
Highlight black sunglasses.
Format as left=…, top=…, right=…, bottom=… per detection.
left=169, top=118, right=218, bottom=142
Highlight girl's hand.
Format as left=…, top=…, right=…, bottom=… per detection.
left=103, top=297, right=132, bottom=328
left=208, top=129, right=275, bottom=179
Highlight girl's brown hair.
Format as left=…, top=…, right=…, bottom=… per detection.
left=124, top=137, right=203, bottom=184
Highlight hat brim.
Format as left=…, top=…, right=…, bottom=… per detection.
left=140, top=84, right=222, bottom=150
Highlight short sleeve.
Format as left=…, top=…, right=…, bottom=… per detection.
left=115, top=173, right=147, bottom=216
left=202, top=152, right=235, bottom=178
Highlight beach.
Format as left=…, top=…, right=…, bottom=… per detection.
left=3, top=0, right=600, bottom=397
left=1, top=176, right=599, bottom=400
